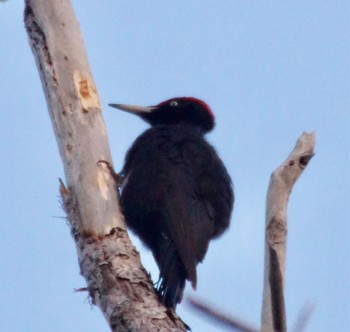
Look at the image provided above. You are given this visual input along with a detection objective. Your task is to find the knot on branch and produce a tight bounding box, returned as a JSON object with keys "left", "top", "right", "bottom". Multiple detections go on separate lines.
{"left": 266, "top": 217, "right": 287, "bottom": 248}
{"left": 74, "top": 71, "right": 101, "bottom": 112}
{"left": 299, "top": 153, "right": 315, "bottom": 168}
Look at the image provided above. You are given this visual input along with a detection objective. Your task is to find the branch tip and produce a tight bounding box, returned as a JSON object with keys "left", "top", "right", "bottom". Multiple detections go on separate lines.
{"left": 74, "top": 287, "right": 89, "bottom": 293}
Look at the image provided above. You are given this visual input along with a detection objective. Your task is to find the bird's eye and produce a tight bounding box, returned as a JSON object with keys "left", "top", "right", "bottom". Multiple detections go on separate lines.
{"left": 170, "top": 100, "right": 179, "bottom": 107}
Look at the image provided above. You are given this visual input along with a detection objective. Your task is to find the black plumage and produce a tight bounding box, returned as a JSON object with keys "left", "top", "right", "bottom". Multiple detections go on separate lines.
{"left": 110, "top": 97, "right": 234, "bottom": 309}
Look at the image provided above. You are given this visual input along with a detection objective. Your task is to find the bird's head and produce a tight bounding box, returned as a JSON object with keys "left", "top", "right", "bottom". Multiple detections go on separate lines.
{"left": 109, "top": 97, "right": 215, "bottom": 133}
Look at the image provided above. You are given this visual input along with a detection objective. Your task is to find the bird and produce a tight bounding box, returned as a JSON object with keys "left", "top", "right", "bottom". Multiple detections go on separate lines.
{"left": 109, "top": 97, "right": 234, "bottom": 309}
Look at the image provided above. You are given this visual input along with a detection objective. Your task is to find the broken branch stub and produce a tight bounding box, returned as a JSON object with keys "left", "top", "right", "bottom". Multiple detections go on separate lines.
{"left": 261, "top": 132, "right": 315, "bottom": 332}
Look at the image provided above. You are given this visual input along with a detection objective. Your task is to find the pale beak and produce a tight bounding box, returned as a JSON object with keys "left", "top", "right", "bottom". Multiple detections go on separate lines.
{"left": 109, "top": 103, "right": 156, "bottom": 114}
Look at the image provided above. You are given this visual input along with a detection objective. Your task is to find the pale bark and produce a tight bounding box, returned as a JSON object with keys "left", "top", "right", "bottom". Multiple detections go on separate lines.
{"left": 24, "top": 0, "right": 186, "bottom": 330}
{"left": 261, "top": 132, "right": 315, "bottom": 332}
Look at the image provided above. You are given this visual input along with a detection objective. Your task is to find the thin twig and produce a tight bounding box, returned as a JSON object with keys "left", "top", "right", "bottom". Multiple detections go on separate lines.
{"left": 188, "top": 298, "right": 258, "bottom": 332}
{"left": 292, "top": 302, "right": 315, "bottom": 332}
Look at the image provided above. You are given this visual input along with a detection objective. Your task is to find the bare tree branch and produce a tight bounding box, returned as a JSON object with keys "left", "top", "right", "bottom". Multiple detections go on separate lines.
{"left": 261, "top": 132, "right": 316, "bottom": 332}
{"left": 292, "top": 302, "right": 315, "bottom": 332}
{"left": 188, "top": 298, "right": 258, "bottom": 332}
{"left": 24, "top": 0, "right": 186, "bottom": 330}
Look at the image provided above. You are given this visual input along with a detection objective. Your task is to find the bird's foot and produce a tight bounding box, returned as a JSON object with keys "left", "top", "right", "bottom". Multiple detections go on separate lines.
{"left": 154, "top": 278, "right": 161, "bottom": 290}
{"left": 97, "top": 160, "right": 123, "bottom": 186}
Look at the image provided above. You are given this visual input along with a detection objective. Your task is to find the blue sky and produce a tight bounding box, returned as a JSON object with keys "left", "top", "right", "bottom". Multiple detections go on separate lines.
{"left": 1, "top": 1, "right": 348, "bottom": 331}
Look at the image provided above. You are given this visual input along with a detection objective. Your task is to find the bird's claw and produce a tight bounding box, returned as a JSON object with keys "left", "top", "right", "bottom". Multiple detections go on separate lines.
{"left": 97, "top": 160, "right": 124, "bottom": 186}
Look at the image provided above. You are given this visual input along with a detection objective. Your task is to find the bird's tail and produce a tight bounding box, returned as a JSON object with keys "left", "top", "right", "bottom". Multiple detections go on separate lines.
{"left": 156, "top": 243, "right": 187, "bottom": 309}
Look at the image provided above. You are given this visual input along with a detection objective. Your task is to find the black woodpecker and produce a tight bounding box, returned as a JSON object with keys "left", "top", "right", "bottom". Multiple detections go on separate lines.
{"left": 109, "top": 97, "right": 234, "bottom": 309}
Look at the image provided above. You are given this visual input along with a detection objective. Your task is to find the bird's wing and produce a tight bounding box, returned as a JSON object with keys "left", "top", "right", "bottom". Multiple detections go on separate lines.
{"left": 159, "top": 141, "right": 216, "bottom": 289}
{"left": 161, "top": 177, "right": 214, "bottom": 289}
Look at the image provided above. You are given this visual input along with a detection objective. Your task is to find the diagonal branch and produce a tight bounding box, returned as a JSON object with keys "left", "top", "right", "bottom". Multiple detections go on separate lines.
{"left": 24, "top": 0, "right": 186, "bottom": 330}
{"left": 188, "top": 298, "right": 258, "bottom": 332}
{"left": 292, "top": 302, "right": 315, "bottom": 332}
{"left": 261, "top": 132, "right": 315, "bottom": 332}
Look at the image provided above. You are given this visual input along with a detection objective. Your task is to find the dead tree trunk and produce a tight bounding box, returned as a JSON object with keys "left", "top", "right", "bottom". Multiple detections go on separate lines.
{"left": 261, "top": 132, "right": 315, "bottom": 332}
{"left": 24, "top": 0, "right": 186, "bottom": 330}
